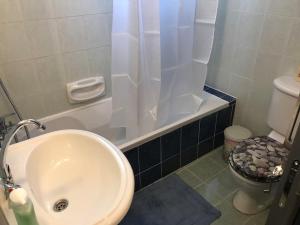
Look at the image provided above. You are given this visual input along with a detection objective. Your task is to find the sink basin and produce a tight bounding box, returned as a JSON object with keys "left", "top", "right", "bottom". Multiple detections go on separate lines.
{"left": 3, "top": 130, "right": 134, "bottom": 225}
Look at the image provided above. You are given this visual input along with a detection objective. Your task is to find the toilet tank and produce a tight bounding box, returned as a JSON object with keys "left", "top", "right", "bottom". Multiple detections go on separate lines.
{"left": 267, "top": 76, "right": 300, "bottom": 137}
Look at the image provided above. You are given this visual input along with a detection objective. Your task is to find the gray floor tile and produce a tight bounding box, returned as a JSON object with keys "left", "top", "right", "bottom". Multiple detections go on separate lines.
{"left": 207, "top": 147, "right": 228, "bottom": 169}
{"left": 213, "top": 199, "right": 252, "bottom": 225}
{"left": 194, "top": 183, "right": 223, "bottom": 206}
{"left": 187, "top": 157, "right": 224, "bottom": 181}
{"left": 205, "top": 168, "right": 239, "bottom": 199}
{"left": 176, "top": 168, "right": 202, "bottom": 188}
{"left": 146, "top": 147, "right": 270, "bottom": 225}
{"left": 244, "top": 210, "right": 269, "bottom": 225}
{"left": 211, "top": 215, "right": 231, "bottom": 225}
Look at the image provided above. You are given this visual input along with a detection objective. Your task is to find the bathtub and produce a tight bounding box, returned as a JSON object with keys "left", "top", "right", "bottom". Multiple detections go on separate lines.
{"left": 29, "top": 90, "right": 229, "bottom": 152}
{"left": 19, "top": 86, "right": 236, "bottom": 190}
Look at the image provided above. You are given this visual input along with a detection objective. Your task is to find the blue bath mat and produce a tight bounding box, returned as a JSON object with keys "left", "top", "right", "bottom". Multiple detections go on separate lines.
{"left": 120, "top": 174, "right": 221, "bottom": 225}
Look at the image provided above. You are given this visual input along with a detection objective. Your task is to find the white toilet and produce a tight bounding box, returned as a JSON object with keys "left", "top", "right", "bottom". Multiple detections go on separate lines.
{"left": 229, "top": 75, "right": 300, "bottom": 215}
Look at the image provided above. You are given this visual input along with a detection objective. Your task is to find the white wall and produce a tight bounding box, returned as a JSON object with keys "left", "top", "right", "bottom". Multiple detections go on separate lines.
{"left": 1, "top": 0, "right": 300, "bottom": 133}
{"left": 0, "top": 0, "right": 112, "bottom": 119}
{"left": 207, "top": 0, "right": 300, "bottom": 135}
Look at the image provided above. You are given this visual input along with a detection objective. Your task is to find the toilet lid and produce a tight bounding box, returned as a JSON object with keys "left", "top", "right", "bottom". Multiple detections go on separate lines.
{"left": 229, "top": 136, "right": 289, "bottom": 183}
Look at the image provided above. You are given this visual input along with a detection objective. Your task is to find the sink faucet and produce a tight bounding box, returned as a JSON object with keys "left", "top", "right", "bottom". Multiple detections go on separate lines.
{"left": 0, "top": 119, "right": 46, "bottom": 197}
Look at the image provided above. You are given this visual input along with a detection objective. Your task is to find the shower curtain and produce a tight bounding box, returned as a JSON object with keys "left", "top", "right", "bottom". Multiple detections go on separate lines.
{"left": 111, "top": 0, "right": 219, "bottom": 139}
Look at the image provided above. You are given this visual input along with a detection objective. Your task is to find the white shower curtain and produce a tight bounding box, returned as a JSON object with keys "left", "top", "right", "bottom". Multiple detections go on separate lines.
{"left": 111, "top": 0, "right": 218, "bottom": 139}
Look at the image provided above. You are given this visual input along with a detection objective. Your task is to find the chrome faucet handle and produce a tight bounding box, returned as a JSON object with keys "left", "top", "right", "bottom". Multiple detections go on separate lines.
{"left": 0, "top": 119, "right": 46, "bottom": 199}
{"left": 0, "top": 179, "right": 21, "bottom": 198}
{"left": 0, "top": 165, "right": 20, "bottom": 198}
{"left": 0, "top": 178, "right": 20, "bottom": 189}
{"left": 5, "top": 164, "right": 13, "bottom": 183}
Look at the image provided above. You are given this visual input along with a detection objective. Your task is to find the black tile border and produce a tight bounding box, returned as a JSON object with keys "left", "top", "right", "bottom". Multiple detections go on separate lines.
{"left": 204, "top": 85, "right": 236, "bottom": 105}
{"left": 124, "top": 86, "right": 236, "bottom": 191}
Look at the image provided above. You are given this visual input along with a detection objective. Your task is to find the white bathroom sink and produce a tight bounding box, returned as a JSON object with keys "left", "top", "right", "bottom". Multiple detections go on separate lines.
{"left": 4, "top": 130, "right": 134, "bottom": 225}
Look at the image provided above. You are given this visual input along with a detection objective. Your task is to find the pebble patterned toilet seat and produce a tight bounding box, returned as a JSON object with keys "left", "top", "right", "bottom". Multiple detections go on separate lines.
{"left": 229, "top": 136, "right": 290, "bottom": 183}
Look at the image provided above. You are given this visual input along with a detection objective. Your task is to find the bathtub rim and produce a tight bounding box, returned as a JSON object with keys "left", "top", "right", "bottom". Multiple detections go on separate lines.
{"left": 37, "top": 91, "right": 230, "bottom": 152}
{"left": 119, "top": 92, "right": 229, "bottom": 152}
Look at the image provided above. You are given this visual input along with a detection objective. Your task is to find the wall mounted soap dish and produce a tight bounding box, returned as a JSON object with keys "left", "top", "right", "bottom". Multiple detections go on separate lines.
{"left": 66, "top": 76, "right": 105, "bottom": 104}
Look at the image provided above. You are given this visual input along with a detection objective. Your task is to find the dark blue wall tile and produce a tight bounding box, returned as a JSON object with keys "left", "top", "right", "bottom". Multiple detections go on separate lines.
{"left": 134, "top": 175, "right": 141, "bottom": 192}
{"left": 162, "top": 154, "right": 180, "bottom": 176}
{"left": 204, "top": 85, "right": 236, "bottom": 105}
{"left": 140, "top": 164, "right": 162, "bottom": 188}
{"left": 199, "top": 113, "right": 217, "bottom": 142}
{"left": 181, "top": 145, "right": 197, "bottom": 166}
{"left": 221, "top": 94, "right": 236, "bottom": 104}
{"left": 124, "top": 148, "right": 139, "bottom": 175}
{"left": 214, "top": 132, "right": 225, "bottom": 149}
{"left": 203, "top": 85, "right": 210, "bottom": 92}
{"left": 139, "top": 138, "right": 161, "bottom": 171}
{"left": 204, "top": 86, "right": 225, "bottom": 98}
{"left": 181, "top": 120, "right": 199, "bottom": 151}
{"left": 198, "top": 138, "right": 214, "bottom": 157}
{"left": 121, "top": 94, "right": 237, "bottom": 188}
{"left": 161, "top": 129, "right": 181, "bottom": 160}
{"left": 216, "top": 107, "right": 232, "bottom": 133}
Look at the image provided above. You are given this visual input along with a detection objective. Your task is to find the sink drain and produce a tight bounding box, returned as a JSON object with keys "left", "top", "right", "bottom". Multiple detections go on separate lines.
{"left": 53, "top": 199, "right": 69, "bottom": 212}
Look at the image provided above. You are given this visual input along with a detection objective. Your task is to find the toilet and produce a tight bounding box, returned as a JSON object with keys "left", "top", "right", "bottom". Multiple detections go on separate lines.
{"left": 229, "top": 75, "right": 300, "bottom": 215}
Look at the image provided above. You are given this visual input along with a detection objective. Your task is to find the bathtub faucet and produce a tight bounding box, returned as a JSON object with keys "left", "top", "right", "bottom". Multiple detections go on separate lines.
{"left": 0, "top": 119, "right": 46, "bottom": 198}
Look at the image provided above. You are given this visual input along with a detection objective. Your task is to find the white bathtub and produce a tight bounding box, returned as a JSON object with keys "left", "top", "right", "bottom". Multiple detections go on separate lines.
{"left": 31, "top": 91, "right": 228, "bottom": 151}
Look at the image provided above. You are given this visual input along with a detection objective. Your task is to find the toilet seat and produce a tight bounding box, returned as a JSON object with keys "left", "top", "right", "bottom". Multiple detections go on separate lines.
{"left": 229, "top": 136, "right": 289, "bottom": 183}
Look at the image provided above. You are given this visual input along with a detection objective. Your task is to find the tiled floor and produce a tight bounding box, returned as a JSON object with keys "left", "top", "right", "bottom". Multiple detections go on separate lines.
{"left": 174, "top": 147, "right": 270, "bottom": 225}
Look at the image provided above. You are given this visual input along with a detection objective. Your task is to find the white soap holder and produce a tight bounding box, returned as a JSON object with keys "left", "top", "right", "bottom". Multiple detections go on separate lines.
{"left": 67, "top": 76, "right": 105, "bottom": 104}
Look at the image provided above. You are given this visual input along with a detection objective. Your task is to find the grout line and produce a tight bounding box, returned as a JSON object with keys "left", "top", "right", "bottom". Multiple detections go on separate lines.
{"left": 277, "top": 16, "right": 296, "bottom": 79}
{"left": 184, "top": 168, "right": 206, "bottom": 186}
{"left": 223, "top": 186, "right": 238, "bottom": 201}
{"left": 159, "top": 137, "right": 163, "bottom": 177}
{"left": 230, "top": 103, "right": 235, "bottom": 125}
{"left": 179, "top": 128, "right": 183, "bottom": 167}
{"left": 137, "top": 147, "right": 142, "bottom": 187}
{"left": 0, "top": 12, "right": 113, "bottom": 25}
{"left": 242, "top": 217, "right": 254, "bottom": 225}
{"left": 182, "top": 167, "right": 203, "bottom": 182}
{"left": 212, "top": 112, "right": 218, "bottom": 148}
{"left": 193, "top": 166, "right": 228, "bottom": 189}
{"left": 251, "top": 0, "right": 269, "bottom": 79}
{"left": 231, "top": 73, "right": 253, "bottom": 83}
{"left": 0, "top": 45, "right": 111, "bottom": 67}
{"left": 138, "top": 162, "right": 161, "bottom": 176}
{"left": 197, "top": 119, "right": 201, "bottom": 156}
{"left": 163, "top": 153, "right": 180, "bottom": 163}
{"left": 199, "top": 136, "right": 213, "bottom": 144}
